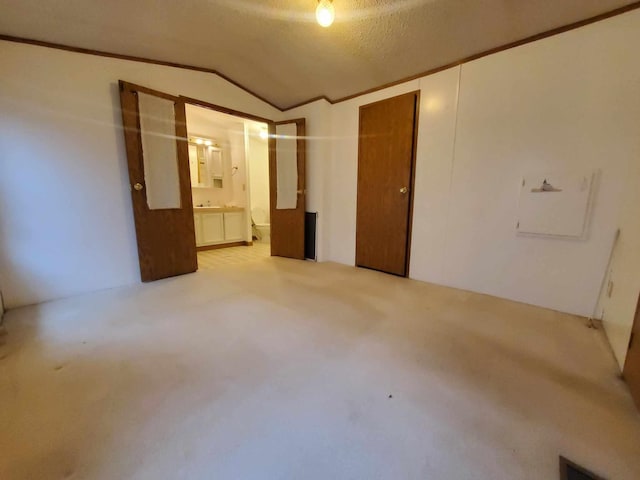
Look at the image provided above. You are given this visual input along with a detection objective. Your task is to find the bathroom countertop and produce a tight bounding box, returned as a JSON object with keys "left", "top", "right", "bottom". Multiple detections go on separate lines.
{"left": 193, "top": 206, "right": 244, "bottom": 213}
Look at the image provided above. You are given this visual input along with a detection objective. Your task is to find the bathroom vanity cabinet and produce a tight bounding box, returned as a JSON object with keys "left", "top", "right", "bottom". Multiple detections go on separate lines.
{"left": 193, "top": 207, "right": 246, "bottom": 248}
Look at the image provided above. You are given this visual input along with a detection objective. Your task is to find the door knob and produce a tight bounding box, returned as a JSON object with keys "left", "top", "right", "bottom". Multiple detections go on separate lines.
{"left": 133, "top": 182, "right": 144, "bottom": 191}
{"left": 399, "top": 187, "right": 408, "bottom": 194}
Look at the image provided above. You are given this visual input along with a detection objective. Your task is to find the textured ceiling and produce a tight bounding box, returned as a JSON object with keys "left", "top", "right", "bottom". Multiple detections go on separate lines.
{"left": 0, "top": 0, "right": 637, "bottom": 109}
{"left": 186, "top": 103, "right": 266, "bottom": 137}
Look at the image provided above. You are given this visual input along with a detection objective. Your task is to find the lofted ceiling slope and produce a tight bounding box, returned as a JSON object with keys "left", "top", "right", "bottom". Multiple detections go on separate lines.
{"left": 0, "top": 0, "right": 638, "bottom": 109}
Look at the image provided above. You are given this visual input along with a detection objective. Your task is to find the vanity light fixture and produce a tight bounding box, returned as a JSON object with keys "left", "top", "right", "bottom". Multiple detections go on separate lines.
{"left": 195, "top": 138, "right": 204, "bottom": 145}
{"left": 204, "top": 140, "right": 213, "bottom": 146}
{"left": 316, "top": 0, "right": 335, "bottom": 27}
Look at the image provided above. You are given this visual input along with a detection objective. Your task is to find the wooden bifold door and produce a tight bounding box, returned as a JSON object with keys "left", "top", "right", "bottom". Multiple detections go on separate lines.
{"left": 119, "top": 81, "right": 197, "bottom": 281}
{"left": 269, "top": 119, "right": 306, "bottom": 260}
{"left": 356, "top": 91, "right": 419, "bottom": 276}
{"left": 120, "top": 83, "right": 308, "bottom": 282}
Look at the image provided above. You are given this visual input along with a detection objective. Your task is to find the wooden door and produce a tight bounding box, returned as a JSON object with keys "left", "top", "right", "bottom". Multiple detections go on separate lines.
{"left": 356, "top": 91, "right": 419, "bottom": 276}
{"left": 119, "top": 80, "right": 197, "bottom": 281}
{"left": 269, "top": 119, "right": 306, "bottom": 259}
{"left": 624, "top": 292, "right": 640, "bottom": 410}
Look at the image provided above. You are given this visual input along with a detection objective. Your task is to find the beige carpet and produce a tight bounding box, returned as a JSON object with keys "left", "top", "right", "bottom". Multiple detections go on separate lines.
{"left": 1, "top": 258, "right": 639, "bottom": 479}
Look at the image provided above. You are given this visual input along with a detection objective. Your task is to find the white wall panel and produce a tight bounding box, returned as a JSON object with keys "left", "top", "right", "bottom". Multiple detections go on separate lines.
{"left": 324, "top": 9, "right": 640, "bottom": 367}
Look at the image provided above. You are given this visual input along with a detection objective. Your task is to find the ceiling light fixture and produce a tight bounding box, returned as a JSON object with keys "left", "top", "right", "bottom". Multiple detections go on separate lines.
{"left": 316, "top": 0, "right": 335, "bottom": 28}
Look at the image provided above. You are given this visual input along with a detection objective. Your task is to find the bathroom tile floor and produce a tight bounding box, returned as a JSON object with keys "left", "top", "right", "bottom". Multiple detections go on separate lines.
{"left": 197, "top": 241, "right": 270, "bottom": 269}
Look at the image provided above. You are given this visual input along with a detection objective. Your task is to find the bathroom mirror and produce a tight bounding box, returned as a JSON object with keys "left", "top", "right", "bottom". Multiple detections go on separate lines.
{"left": 188, "top": 136, "right": 224, "bottom": 188}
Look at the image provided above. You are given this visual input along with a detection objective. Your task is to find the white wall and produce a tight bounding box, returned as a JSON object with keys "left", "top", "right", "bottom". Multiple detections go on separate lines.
{"left": 281, "top": 100, "right": 333, "bottom": 262}
{"left": 247, "top": 132, "right": 270, "bottom": 224}
{"left": 410, "top": 68, "right": 461, "bottom": 286}
{"left": 2, "top": 10, "right": 640, "bottom": 368}
{"left": 429, "top": 15, "right": 639, "bottom": 317}
{"left": 0, "top": 41, "right": 280, "bottom": 309}
{"left": 324, "top": 9, "right": 640, "bottom": 367}
{"left": 597, "top": 151, "right": 640, "bottom": 368}
{"left": 228, "top": 126, "right": 248, "bottom": 209}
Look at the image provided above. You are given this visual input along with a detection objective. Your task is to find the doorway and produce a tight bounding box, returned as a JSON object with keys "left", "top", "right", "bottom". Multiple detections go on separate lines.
{"left": 184, "top": 102, "right": 271, "bottom": 269}
{"left": 119, "top": 81, "right": 307, "bottom": 281}
{"left": 355, "top": 91, "right": 419, "bottom": 276}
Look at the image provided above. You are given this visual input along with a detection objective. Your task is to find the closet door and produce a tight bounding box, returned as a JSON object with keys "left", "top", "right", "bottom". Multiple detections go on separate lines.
{"left": 356, "top": 91, "right": 419, "bottom": 276}
{"left": 119, "top": 80, "right": 197, "bottom": 281}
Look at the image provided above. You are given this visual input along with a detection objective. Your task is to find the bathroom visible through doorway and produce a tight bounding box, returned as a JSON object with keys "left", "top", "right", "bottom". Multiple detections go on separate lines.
{"left": 185, "top": 102, "right": 271, "bottom": 269}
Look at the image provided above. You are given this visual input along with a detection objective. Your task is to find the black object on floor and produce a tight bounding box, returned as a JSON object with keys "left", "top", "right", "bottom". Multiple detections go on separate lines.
{"left": 305, "top": 212, "right": 317, "bottom": 260}
{"left": 560, "top": 456, "right": 605, "bottom": 480}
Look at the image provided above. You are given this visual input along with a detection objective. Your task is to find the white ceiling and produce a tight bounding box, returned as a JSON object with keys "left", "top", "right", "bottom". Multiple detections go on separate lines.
{"left": 0, "top": 0, "right": 636, "bottom": 109}
{"left": 187, "top": 104, "right": 245, "bottom": 135}
{"left": 186, "top": 104, "right": 268, "bottom": 140}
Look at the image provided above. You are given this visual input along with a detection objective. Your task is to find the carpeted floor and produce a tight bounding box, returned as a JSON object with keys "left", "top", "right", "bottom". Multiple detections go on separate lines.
{"left": 1, "top": 258, "right": 639, "bottom": 479}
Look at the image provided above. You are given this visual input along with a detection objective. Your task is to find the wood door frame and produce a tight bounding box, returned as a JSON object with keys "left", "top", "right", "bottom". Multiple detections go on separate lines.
{"left": 179, "top": 95, "right": 275, "bottom": 251}
{"left": 355, "top": 90, "right": 421, "bottom": 277}
{"left": 623, "top": 291, "right": 640, "bottom": 377}
{"left": 179, "top": 96, "right": 274, "bottom": 125}
{"left": 178, "top": 97, "right": 308, "bottom": 260}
